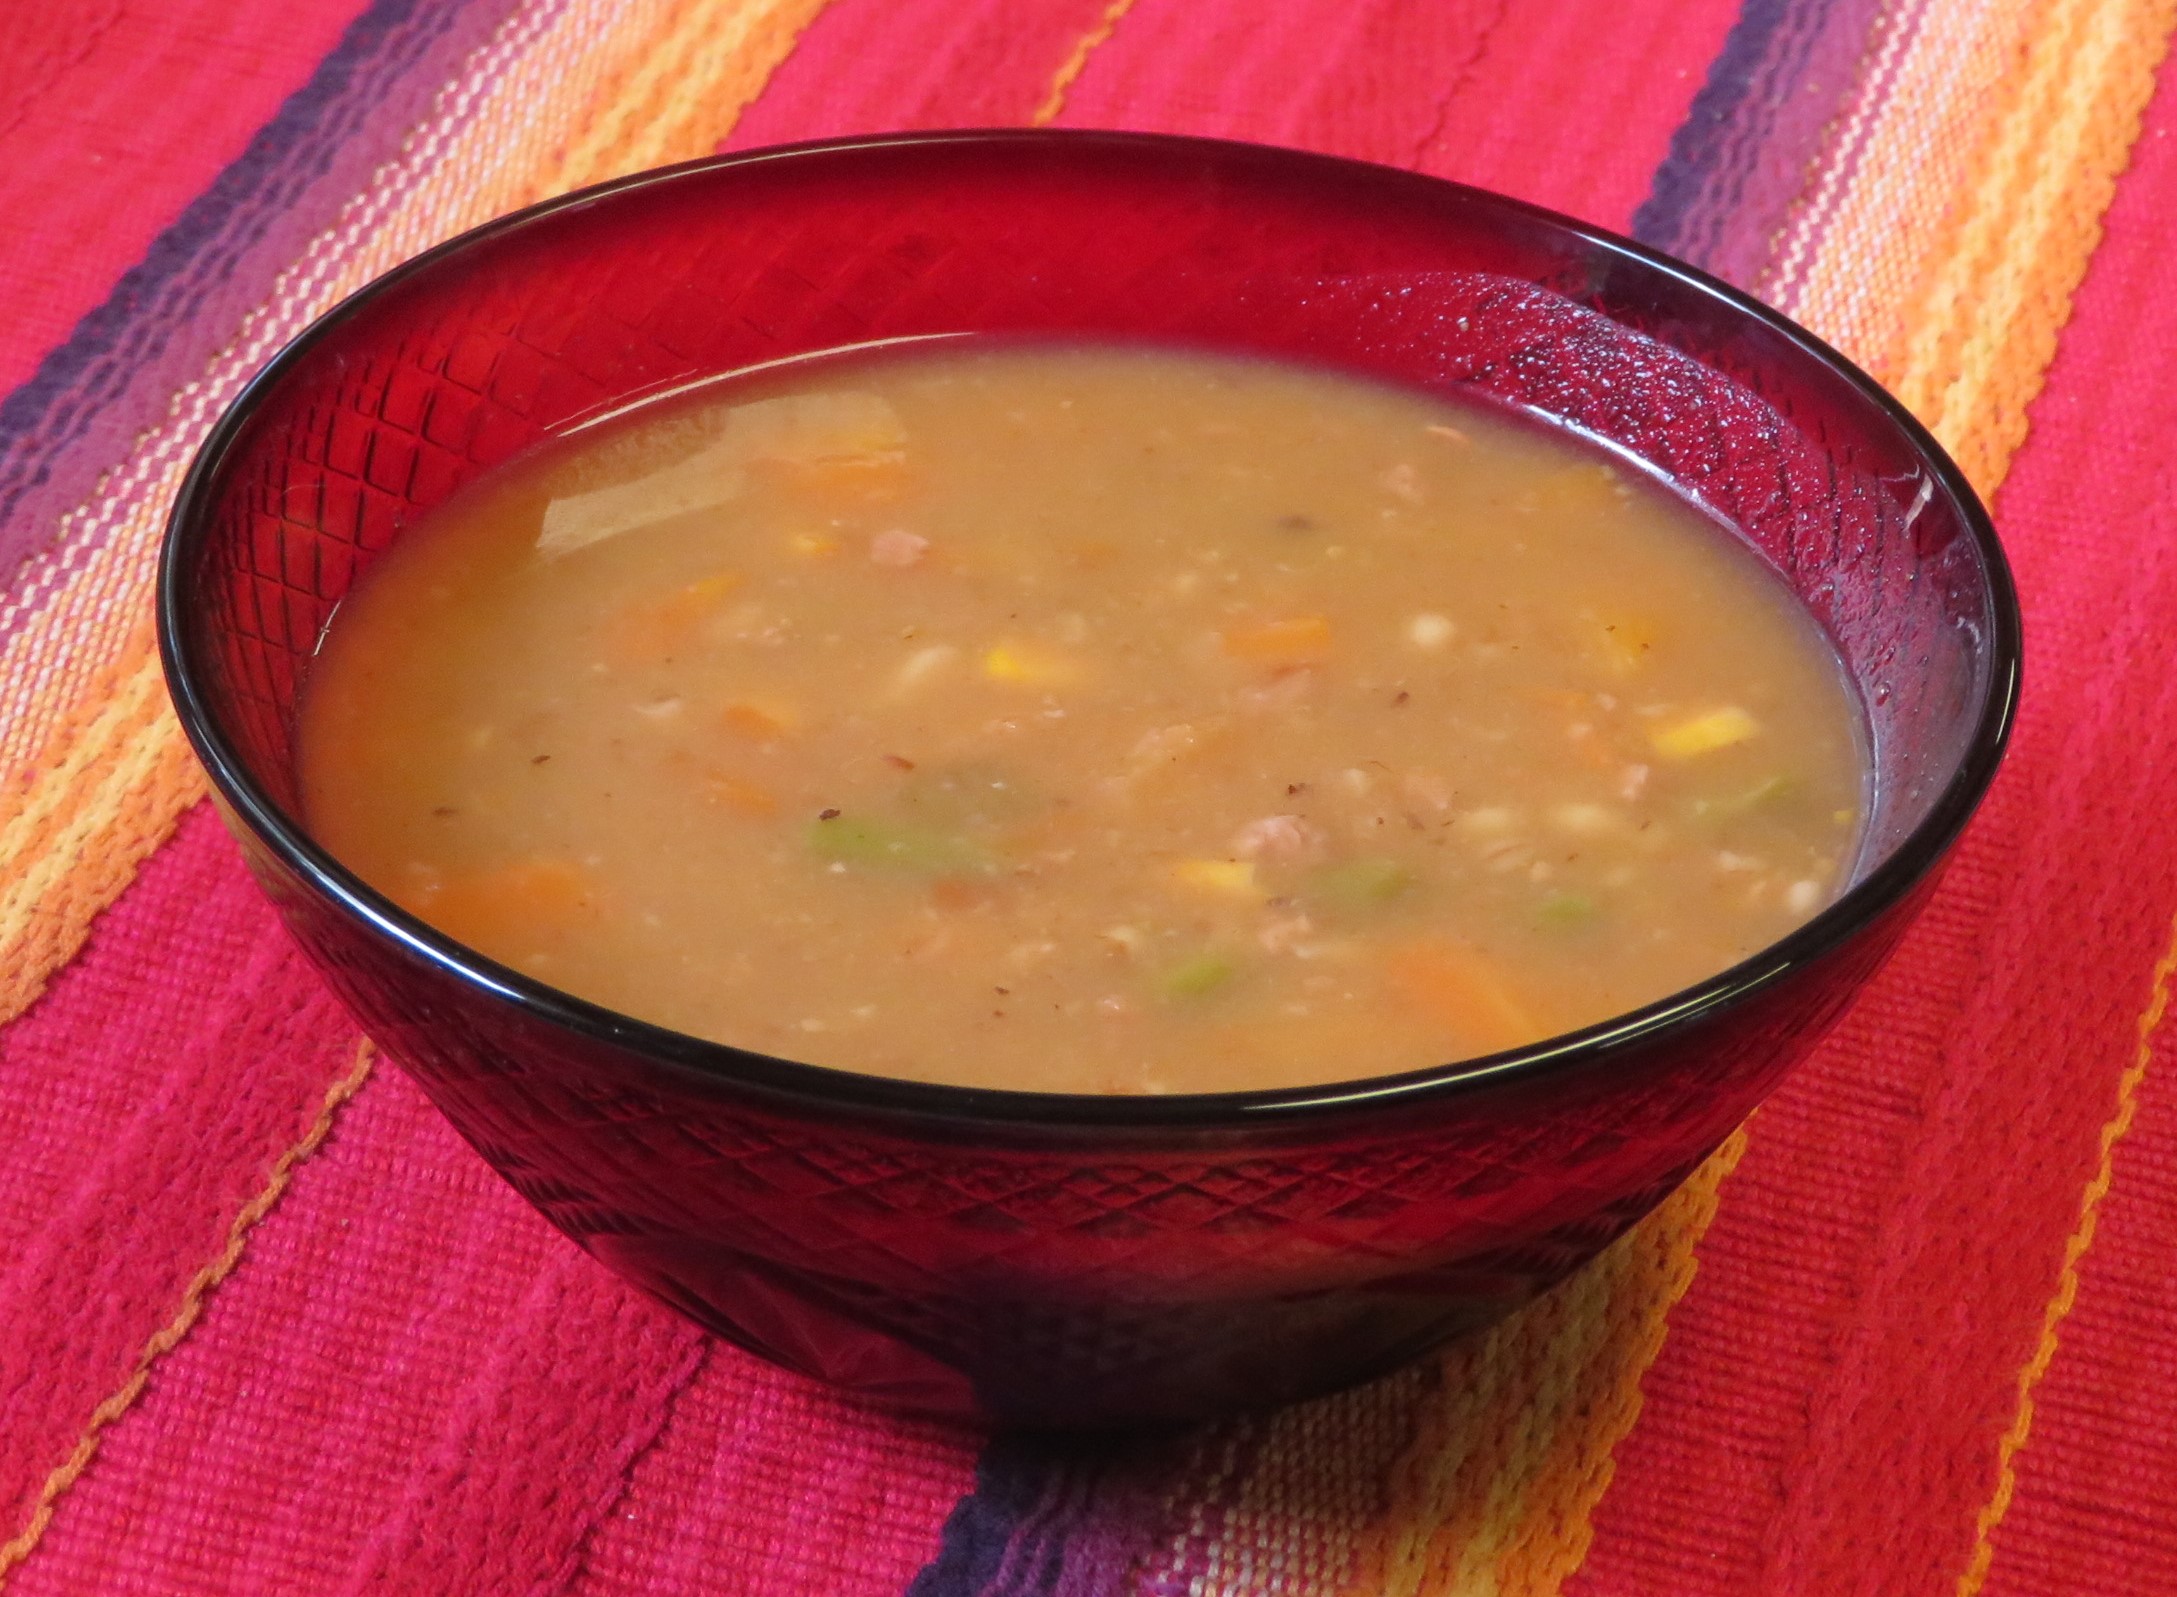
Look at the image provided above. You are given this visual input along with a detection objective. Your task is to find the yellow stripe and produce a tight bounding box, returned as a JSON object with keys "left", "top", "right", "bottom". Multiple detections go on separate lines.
{"left": 0, "top": 0, "right": 834, "bottom": 781}
{"left": 1782, "top": 0, "right": 2033, "bottom": 385}
{"left": 1891, "top": 0, "right": 2177, "bottom": 493}
{"left": 347, "top": 0, "right": 828, "bottom": 287}
{"left": 1487, "top": 1139, "right": 1746, "bottom": 1596}
{"left": 0, "top": 0, "right": 829, "bottom": 782}
{"left": 554, "top": 0, "right": 830, "bottom": 187}
{"left": 1357, "top": 1133, "right": 1746, "bottom": 1596}
{"left": 1146, "top": 1369, "right": 1430, "bottom": 1592}
{"left": 0, "top": 1041, "right": 379, "bottom": 1587}
{"left": 1582, "top": 3, "right": 2177, "bottom": 1589}
{"left": 1380, "top": 1265, "right": 1622, "bottom": 1595}
{"left": 0, "top": 492, "right": 173, "bottom": 774}
{"left": 1774, "top": 0, "right": 2177, "bottom": 1584}
{"left": 1953, "top": 909, "right": 2177, "bottom": 1597}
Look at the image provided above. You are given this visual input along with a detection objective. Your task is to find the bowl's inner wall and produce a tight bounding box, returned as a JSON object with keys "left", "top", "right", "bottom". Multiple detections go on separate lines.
{"left": 183, "top": 138, "right": 1991, "bottom": 885}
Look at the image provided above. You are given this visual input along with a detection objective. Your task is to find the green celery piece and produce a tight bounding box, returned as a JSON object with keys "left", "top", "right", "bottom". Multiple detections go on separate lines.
{"left": 1535, "top": 891, "right": 1597, "bottom": 929}
{"left": 806, "top": 815, "right": 995, "bottom": 876}
{"left": 898, "top": 763, "right": 1041, "bottom": 828}
{"left": 1690, "top": 773, "right": 1795, "bottom": 823}
{"left": 1309, "top": 858, "right": 1417, "bottom": 907}
{"left": 1158, "top": 953, "right": 1237, "bottom": 999}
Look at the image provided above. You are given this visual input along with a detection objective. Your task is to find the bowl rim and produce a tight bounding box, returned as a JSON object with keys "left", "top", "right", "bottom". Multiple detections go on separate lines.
{"left": 158, "top": 127, "right": 2023, "bottom": 1131}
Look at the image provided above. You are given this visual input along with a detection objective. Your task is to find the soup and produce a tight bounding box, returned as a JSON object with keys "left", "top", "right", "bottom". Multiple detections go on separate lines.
{"left": 297, "top": 341, "right": 1865, "bottom": 1093}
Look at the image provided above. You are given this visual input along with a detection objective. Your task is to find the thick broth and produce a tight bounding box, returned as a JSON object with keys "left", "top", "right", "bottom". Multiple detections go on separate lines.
{"left": 299, "top": 341, "right": 1865, "bottom": 1092}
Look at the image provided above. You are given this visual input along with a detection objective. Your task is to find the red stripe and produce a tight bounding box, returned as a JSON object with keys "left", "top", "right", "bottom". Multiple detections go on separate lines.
{"left": 0, "top": 0, "right": 372, "bottom": 404}
{"left": 1574, "top": 50, "right": 2177, "bottom": 1597}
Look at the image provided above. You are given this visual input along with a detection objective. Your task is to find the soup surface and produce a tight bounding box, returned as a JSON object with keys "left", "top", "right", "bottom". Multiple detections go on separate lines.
{"left": 299, "top": 341, "right": 1864, "bottom": 1092}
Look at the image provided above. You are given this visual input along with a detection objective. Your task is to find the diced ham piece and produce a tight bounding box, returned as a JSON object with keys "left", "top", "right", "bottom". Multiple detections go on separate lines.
{"left": 1230, "top": 813, "right": 1326, "bottom": 862}
{"left": 869, "top": 529, "right": 929, "bottom": 567}
{"left": 1239, "top": 666, "right": 1313, "bottom": 713}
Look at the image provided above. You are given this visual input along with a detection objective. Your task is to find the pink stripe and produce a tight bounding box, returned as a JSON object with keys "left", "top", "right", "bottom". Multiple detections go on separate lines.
{"left": 567, "top": 1353, "right": 976, "bottom": 1595}
{"left": 0, "top": 806, "right": 365, "bottom": 1546}
{"left": 337, "top": 1252, "right": 709, "bottom": 1596}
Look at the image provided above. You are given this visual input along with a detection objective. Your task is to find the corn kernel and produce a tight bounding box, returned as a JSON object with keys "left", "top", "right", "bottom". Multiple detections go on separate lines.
{"left": 1170, "top": 859, "right": 1261, "bottom": 898}
{"left": 983, "top": 642, "right": 1083, "bottom": 687}
{"left": 1651, "top": 706, "right": 1760, "bottom": 758}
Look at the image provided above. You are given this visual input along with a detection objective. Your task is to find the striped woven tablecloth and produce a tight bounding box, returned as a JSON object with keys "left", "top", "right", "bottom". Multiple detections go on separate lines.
{"left": 3, "top": 1, "right": 2175, "bottom": 1592}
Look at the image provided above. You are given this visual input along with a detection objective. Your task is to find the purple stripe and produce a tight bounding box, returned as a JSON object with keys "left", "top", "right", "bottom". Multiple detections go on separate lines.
{"left": 905, "top": 1437, "right": 1100, "bottom": 1597}
{"left": 0, "top": 0, "right": 523, "bottom": 645}
{"left": 905, "top": 1428, "right": 1264, "bottom": 1597}
{"left": 1632, "top": 0, "right": 1887, "bottom": 291}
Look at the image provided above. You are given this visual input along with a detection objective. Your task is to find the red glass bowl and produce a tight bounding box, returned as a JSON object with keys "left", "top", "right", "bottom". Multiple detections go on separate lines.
{"left": 158, "top": 131, "right": 2020, "bottom": 1426}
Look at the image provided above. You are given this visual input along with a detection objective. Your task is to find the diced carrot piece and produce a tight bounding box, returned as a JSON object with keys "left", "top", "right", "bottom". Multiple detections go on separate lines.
{"left": 703, "top": 772, "right": 779, "bottom": 816}
{"left": 720, "top": 701, "right": 793, "bottom": 741}
{"left": 682, "top": 574, "right": 742, "bottom": 605}
{"left": 1385, "top": 939, "right": 1539, "bottom": 1054}
{"left": 740, "top": 392, "right": 910, "bottom": 500}
{"left": 405, "top": 859, "right": 600, "bottom": 953}
{"left": 767, "top": 454, "right": 911, "bottom": 503}
{"left": 600, "top": 574, "right": 741, "bottom": 664}
{"left": 1221, "top": 615, "right": 1332, "bottom": 665}
{"left": 930, "top": 877, "right": 997, "bottom": 911}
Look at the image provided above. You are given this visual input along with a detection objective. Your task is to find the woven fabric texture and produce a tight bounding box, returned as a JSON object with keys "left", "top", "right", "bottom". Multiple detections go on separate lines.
{"left": 1, "top": 0, "right": 2174, "bottom": 1592}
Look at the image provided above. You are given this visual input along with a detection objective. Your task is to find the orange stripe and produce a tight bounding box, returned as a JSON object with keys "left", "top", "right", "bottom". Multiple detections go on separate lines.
{"left": 0, "top": 637, "right": 205, "bottom": 1028}
{"left": 1031, "top": 0, "right": 1142, "bottom": 124}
